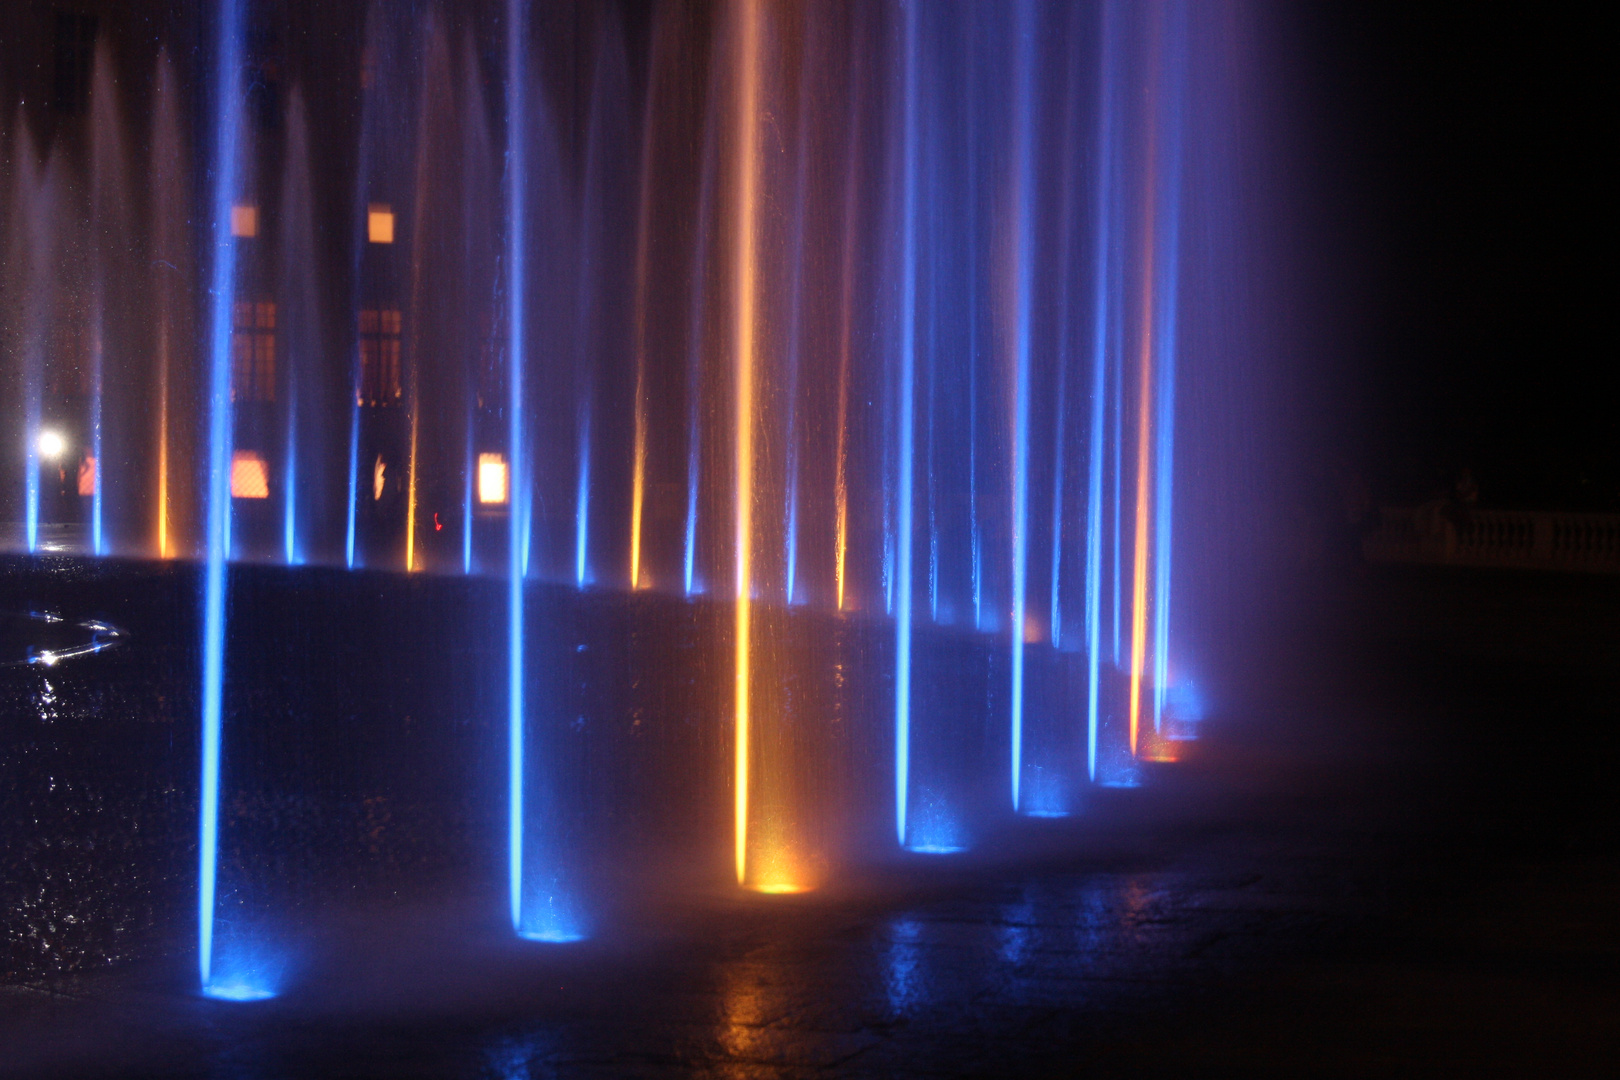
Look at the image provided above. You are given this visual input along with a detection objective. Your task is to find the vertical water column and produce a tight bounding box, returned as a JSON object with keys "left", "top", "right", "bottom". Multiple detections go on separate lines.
{"left": 279, "top": 87, "right": 319, "bottom": 569}
{"left": 459, "top": 34, "right": 496, "bottom": 577}
{"left": 12, "top": 123, "right": 47, "bottom": 555}
{"left": 1148, "top": 2, "right": 1187, "bottom": 748}
{"left": 1128, "top": 3, "right": 1172, "bottom": 758}
{"left": 1046, "top": 22, "right": 1084, "bottom": 658}
{"left": 88, "top": 279, "right": 104, "bottom": 554}
{"left": 1084, "top": 0, "right": 1118, "bottom": 782}
{"left": 402, "top": 22, "right": 449, "bottom": 575}
{"left": 893, "top": 0, "right": 919, "bottom": 847}
{"left": 730, "top": 0, "right": 761, "bottom": 886}
{"left": 832, "top": 68, "right": 861, "bottom": 614}
{"left": 505, "top": 0, "right": 530, "bottom": 934}
{"left": 964, "top": 23, "right": 983, "bottom": 631}
{"left": 150, "top": 52, "right": 190, "bottom": 560}
{"left": 628, "top": 27, "right": 656, "bottom": 592}
{"left": 780, "top": 26, "right": 814, "bottom": 607}
{"left": 87, "top": 44, "right": 119, "bottom": 557}
{"left": 683, "top": 67, "right": 718, "bottom": 598}
{"left": 198, "top": 0, "right": 264, "bottom": 1000}
{"left": 504, "top": 0, "right": 579, "bottom": 942}
{"left": 1007, "top": 0, "right": 1036, "bottom": 811}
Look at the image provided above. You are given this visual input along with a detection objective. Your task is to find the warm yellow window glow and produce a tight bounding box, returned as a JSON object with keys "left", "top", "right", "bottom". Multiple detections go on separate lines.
{"left": 230, "top": 451, "right": 269, "bottom": 498}
{"left": 77, "top": 456, "right": 97, "bottom": 496}
{"left": 231, "top": 204, "right": 258, "bottom": 238}
{"left": 478, "top": 453, "right": 509, "bottom": 505}
{"left": 358, "top": 308, "right": 403, "bottom": 404}
{"left": 231, "top": 300, "right": 277, "bottom": 402}
{"left": 373, "top": 455, "right": 387, "bottom": 501}
{"left": 368, "top": 203, "right": 395, "bottom": 244}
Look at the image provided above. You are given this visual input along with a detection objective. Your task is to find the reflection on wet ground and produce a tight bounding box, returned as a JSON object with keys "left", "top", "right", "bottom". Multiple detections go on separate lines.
{"left": 0, "top": 610, "right": 126, "bottom": 668}
{"left": 4, "top": 732, "right": 1616, "bottom": 1079}
{"left": 2, "top": 566, "right": 1617, "bottom": 1077}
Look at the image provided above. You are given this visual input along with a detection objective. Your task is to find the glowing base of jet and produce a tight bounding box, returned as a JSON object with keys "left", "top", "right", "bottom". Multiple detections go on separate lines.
{"left": 201, "top": 983, "right": 277, "bottom": 1002}
{"left": 905, "top": 844, "right": 967, "bottom": 855}
{"left": 517, "top": 929, "right": 587, "bottom": 944}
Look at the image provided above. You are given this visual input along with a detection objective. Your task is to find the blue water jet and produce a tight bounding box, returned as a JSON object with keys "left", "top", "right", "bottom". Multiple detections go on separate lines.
{"left": 505, "top": 0, "right": 528, "bottom": 934}
{"left": 1047, "top": 20, "right": 1084, "bottom": 656}
{"left": 782, "top": 37, "right": 811, "bottom": 608}
{"left": 89, "top": 312, "right": 103, "bottom": 555}
{"left": 681, "top": 56, "right": 719, "bottom": 600}
{"left": 1110, "top": 234, "right": 1124, "bottom": 667}
{"left": 23, "top": 366, "right": 39, "bottom": 555}
{"left": 1150, "top": 2, "right": 1187, "bottom": 732}
{"left": 965, "top": 32, "right": 983, "bottom": 633}
{"left": 463, "top": 431, "right": 474, "bottom": 574}
{"left": 345, "top": 396, "right": 359, "bottom": 569}
{"left": 574, "top": 409, "right": 591, "bottom": 588}
{"left": 284, "top": 383, "right": 298, "bottom": 564}
{"left": 893, "top": 0, "right": 918, "bottom": 848}
{"left": 198, "top": 0, "right": 263, "bottom": 999}
{"left": 1008, "top": 0, "right": 1036, "bottom": 813}
{"left": 1085, "top": 0, "right": 1118, "bottom": 781}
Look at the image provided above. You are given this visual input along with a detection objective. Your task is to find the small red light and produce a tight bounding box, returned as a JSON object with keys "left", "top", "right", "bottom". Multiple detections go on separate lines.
{"left": 433, "top": 512, "right": 443, "bottom": 532}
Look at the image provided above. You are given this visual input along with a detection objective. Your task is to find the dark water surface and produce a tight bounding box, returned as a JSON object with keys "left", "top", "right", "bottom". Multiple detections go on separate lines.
{"left": 2, "top": 559, "right": 1616, "bottom": 1077}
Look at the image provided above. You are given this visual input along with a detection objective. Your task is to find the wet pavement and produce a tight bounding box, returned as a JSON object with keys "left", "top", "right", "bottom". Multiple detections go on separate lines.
{"left": 2, "top": 565, "right": 1618, "bottom": 1077}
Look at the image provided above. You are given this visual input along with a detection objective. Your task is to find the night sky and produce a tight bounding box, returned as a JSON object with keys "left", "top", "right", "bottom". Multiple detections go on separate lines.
{"left": 1303, "top": 3, "right": 1613, "bottom": 511}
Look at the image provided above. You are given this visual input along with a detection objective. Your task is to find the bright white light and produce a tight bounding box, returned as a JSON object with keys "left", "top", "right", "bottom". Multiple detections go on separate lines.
{"left": 38, "top": 430, "right": 66, "bottom": 460}
{"left": 36, "top": 650, "right": 59, "bottom": 667}
{"left": 478, "top": 453, "right": 509, "bottom": 505}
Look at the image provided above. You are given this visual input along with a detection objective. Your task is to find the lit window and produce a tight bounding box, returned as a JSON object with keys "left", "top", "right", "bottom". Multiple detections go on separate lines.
{"left": 368, "top": 203, "right": 394, "bottom": 244}
{"left": 231, "top": 204, "right": 258, "bottom": 238}
{"left": 231, "top": 451, "right": 269, "bottom": 498}
{"left": 358, "top": 308, "right": 403, "bottom": 404}
{"left": 231, "top": 300, "right": 276, "bottom": 402}
{"left": 77, "top": 456, "right": 97, "bottom": 496}
{"left": 373, "top": 455, "right": 387, "bottom": 501}
{"left": 478, "top": 453, "right": 509, "bottom": 505}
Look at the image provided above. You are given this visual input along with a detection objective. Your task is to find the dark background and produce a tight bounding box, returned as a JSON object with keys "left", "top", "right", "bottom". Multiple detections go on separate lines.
{"left": 1297, "top": 2, "right": 1614, "bottom": 513}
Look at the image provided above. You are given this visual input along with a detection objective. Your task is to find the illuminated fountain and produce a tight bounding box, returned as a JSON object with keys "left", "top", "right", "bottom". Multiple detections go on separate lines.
{"left": 0, "top": 0, "right": 1230, "bottom": 998}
